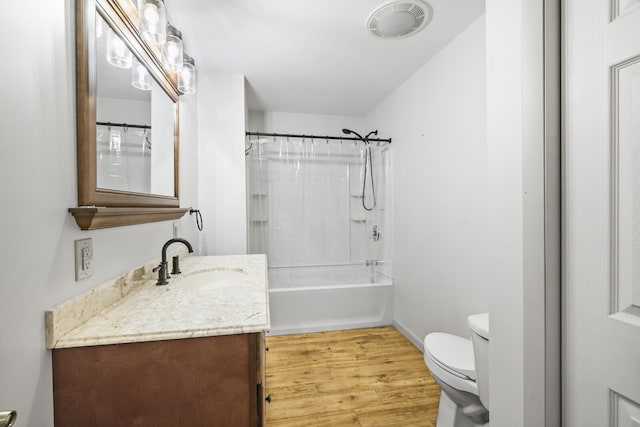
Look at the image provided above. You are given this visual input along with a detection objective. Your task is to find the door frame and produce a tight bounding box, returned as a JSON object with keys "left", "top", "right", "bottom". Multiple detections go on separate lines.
{"left": 545, "top": 0, "right": 562, "bottom": 425}
{"left": 486, "top": 1, "right": 561, "bottom": 425}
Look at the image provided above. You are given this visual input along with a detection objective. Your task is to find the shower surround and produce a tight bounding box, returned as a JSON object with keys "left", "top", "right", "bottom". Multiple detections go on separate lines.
{"left": 246, "top": 133, "right": 393, "bottom": 335}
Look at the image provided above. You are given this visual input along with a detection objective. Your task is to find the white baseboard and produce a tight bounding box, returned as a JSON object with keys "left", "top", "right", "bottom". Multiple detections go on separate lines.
{"left": 393, "top": 319, "right": 424, "bottom": 352}
{"left": 267, "top": 320, "right": 393, "bottom": 336}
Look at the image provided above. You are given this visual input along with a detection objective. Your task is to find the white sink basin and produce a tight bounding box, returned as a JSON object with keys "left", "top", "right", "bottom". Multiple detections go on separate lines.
{"left": 177, "top": 268, "right": 247, "bottom": 290}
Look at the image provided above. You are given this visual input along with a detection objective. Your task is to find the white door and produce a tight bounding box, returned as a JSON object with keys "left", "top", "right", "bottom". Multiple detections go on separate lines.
{"left": 565, "top": 0, "right": 640, "bottom": 425}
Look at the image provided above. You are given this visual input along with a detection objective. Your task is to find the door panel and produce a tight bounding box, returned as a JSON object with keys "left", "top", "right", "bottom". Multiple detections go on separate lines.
{"left": 612, "top": 57, "right": 640, "bottom": 315}
{"left": 613, "top": 0, "right": 640, "bottom": 18}
{"left": 565, "top": 0, "right": 640, "bottom": 425}
{"left": 611, "top": 391, "right": 640, "bottom": 426}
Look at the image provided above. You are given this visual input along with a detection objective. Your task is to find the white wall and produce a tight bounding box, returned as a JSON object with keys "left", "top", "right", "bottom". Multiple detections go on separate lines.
{"left": 258, "top": 111, "right": 369, "bottom": 136}
{"left": 150, "top": 83, "right": 176, "bottom": 197}
{"left": 368, "top": 16, "right": 489, "bottom": 345}
{"left": 0, "top": 1, "right": 200, "bottom": 425}
{"left": 97, "top": 97, "right": 151, "bottom": 124}
{"left": 247, "top": 110, "right": 265, "bottom": 132}
{"left": 197, "top": 71, "right": 247, "bottom": 256}
{"left": 486, "top": 0, "right": 546, "bottom": 425}
{"left": 178, "top": 92, "right": 201, "bottom": 246}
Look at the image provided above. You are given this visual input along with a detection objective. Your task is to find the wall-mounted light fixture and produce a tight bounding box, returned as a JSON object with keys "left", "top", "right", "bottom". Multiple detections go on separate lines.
{"left": 137, "top": 0, "right": 167, "bottom": 45}
{"left": 128, "top": 0, "right": 197, "bottom": 93}
{"left": 106, "top": 27, "right": 132, "bottom": 68}
{"left": 131, "top": 56, "right": 152, "bottom": 90}
{"left": 178, "top": 54, "right": 196, "bottom": 94}
{"left": 163, "top": 24, "right": 183, "bottom": 73}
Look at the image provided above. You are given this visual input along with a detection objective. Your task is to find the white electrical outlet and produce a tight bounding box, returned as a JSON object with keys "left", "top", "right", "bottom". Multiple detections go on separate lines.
{"left": 173, "top": 221, "right": 179, "bottom": 238}
{"left": 75, "top": 238, "right": 93, "bottom": 281}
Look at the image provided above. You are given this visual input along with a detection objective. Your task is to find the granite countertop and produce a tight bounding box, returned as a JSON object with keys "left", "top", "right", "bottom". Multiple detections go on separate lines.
{"left": 46, "top": 255, "right": 270, "bottom": 349}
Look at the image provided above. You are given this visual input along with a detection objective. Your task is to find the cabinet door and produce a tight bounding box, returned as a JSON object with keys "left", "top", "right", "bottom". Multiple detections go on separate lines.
{"left": 53, "top": 334, "right": 254, "bottom": 427}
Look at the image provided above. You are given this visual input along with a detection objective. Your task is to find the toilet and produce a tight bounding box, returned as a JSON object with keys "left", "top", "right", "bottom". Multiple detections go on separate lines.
{"left": 423, "top": 313, "right": 489, "bottom": 427}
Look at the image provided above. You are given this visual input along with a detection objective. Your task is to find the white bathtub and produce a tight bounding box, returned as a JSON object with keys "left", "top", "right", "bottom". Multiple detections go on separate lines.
{"left": 267, "top": 265, "right": 393, "bottom": 335}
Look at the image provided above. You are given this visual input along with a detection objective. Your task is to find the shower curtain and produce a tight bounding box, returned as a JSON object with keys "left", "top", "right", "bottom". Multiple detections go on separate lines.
{"left": 96, "top": 124, "right": 152, "bottom": 193}
{"left": 246, "top": 135, "right": 390, "bottom": 271}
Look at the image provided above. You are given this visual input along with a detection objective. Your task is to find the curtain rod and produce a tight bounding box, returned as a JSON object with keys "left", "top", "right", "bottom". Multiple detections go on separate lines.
{"left": 245, "top": 131, "right": 392, "bottom": 144}
{"left": 97, "top": 121, "right": 151, "bottom": 130}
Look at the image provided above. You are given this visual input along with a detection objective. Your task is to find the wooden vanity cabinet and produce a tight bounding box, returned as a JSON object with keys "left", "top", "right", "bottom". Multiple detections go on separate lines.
{"left": 52, "top": 332, "right": 266, "bottom": 427}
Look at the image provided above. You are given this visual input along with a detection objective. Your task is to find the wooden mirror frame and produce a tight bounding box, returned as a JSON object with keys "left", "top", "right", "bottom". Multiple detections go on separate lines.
{"left": 70, "top": 0, "right": 188, "bottom": 230}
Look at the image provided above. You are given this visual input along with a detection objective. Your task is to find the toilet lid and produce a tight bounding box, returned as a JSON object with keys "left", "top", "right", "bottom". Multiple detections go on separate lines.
{"left": 468, "top": 313, "right": 489, "bottom": 340}
{"left": 424, "top": 332, "right": 476, "bottom": 380}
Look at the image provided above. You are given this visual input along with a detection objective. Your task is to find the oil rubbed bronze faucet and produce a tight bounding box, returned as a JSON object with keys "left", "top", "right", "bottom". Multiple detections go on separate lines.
{"left": 153, "top": 238, "right": 194, "bottom": 285}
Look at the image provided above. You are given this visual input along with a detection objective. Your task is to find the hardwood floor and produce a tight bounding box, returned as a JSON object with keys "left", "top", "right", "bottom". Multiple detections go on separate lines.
{"left": 265, "top": 326, "right": 440, "bottom": 426}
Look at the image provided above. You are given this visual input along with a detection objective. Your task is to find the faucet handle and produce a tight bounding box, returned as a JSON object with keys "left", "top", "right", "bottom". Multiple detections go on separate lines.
{"left": 153, "top": 261, "right": 169, "bottom": 286}
{"left": 171, "top": 255, "right": 182, "bottom": 275}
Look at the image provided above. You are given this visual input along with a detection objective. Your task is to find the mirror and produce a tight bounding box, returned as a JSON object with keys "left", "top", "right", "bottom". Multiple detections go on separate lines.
{"left": 71, "top": 0, "right": 186, "bottom": 229}
{"left": 95, "top": 12, "right": 175, "bottom": 197}
{"left": 78, "top": 0, "right": 179, "bottom": 206}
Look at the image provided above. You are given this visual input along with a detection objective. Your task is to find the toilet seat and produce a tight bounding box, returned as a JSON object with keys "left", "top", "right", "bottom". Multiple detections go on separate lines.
{"left": 424, "top": 333, "right": 476, "bottom": 379}
{"left": 423, "top": 332, "right": 478, "bottom": 395}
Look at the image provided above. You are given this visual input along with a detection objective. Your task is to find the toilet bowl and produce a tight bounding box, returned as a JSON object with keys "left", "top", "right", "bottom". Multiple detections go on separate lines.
{"left": 423, "top": 313, "right": 490, "bottom": 427}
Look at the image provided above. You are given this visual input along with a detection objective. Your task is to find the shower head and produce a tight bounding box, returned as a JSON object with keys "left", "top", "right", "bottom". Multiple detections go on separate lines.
{"left": 342, "top": 128, "right": 364, "bottom": 141}
{"left": 365, "top": 130, "right": 379, "bottom": 140}
{"left": 342, "top": 128, "right": 379, "bottom": 142}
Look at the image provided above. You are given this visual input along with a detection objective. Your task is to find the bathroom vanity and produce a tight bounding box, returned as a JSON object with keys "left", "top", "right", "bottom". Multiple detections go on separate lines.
{"left": 46, "top": 255, "right": 270, "bottom": 427}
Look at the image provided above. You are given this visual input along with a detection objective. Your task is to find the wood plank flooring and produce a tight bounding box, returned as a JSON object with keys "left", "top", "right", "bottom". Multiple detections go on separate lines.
{"left": 265, "top": 326, "right": 440, "bottom": 426}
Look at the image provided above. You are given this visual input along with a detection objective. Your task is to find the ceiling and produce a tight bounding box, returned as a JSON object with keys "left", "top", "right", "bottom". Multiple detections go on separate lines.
{"left": 164, "top": 0, "right": 485, "bottom": 116}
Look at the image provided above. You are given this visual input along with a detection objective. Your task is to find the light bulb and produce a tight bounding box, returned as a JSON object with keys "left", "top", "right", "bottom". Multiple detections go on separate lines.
{"left": 131, "top": 57, "right": 152, "bottom": 90}
{"left": 143, "top": 4, "right": 159, "bottom": 24}
{"left": 166, "top": 42, "right": 180, "bottom": 58}
{"left": 138, "top": 0, "right": 166, "bottom": 45}
{"left": 178, "top": 54, "right": 196, "bottom": 94}
{"left": 163, "top": 24, "right": 183, "bottom": 73}
{"left": 106, "top": 28, "right": 132, "bottom": 68}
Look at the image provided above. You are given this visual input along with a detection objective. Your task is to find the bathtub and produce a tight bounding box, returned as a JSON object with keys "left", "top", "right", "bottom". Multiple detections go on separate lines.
{"left": 267, "top": 264, "right": 393, "bottom": 335}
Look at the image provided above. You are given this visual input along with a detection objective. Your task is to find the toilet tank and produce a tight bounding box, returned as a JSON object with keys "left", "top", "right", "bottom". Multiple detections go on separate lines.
{"left": 468, "top": 313, "right": 489, "bottom": 409}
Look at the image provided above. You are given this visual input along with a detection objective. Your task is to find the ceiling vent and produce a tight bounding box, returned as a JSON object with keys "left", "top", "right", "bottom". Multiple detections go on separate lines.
{"left": 367, "top": 1, "right": 433, "bottom": 39}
